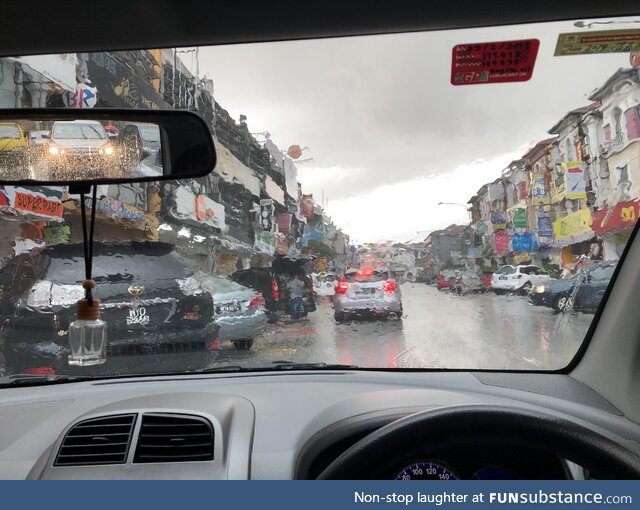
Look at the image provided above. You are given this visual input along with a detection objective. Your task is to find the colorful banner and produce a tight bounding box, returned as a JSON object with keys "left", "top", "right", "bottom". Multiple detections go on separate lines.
{"left": 301, "top": 194, "right": 315, "bottom": 220}
{"left": 277, "top": 213, "right": 292, "bottom": 234}
{"left": 591, "top": 201, "right": 640, "bottom": 235}
{"left": 254, "top": 232, "right": 275, "bottom": 255}
{"left": 512, "top": 208, "right": 527, "bottom": 228}
{"left": 172, "top": 186, "right": 226, "bottom": 231}
{"left": 552, "top": 208, "right": 593, "bottom": 241}
{"left": 551, "top": 173, "right": 567, "bottom": 203}
{"left": 259, "top": 199, "right": 275, "bottom": 233}
{"left": 275, "top": 236, "right": 290, "bottom": 255}
{"left": 531, "top": 174, "right": 549, "bottom": 205}
{"left": 302, "top": 226, "right": 324, "bottom": 247}
{"left": 564, "top": 161, "right": 587, "bottom": 199}
{"left": 537, "top": 213, "right": 554, "bottom": 246}
{"left": 490, "top": 211, "right": 507, "bottom": 230}
{"left": 472, "top": 220, "right": 488, "bottom": 235}
{"left": 512, "top": 232, "right": 539, "bottom": 253}
{"left": 493, "top": 231, "right": 510, "bottom": 255}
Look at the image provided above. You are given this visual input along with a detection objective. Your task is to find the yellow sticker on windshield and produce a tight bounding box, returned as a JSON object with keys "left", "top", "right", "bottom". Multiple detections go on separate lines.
{"left": 555, "top": 29, "right": 640, "bottom": 55}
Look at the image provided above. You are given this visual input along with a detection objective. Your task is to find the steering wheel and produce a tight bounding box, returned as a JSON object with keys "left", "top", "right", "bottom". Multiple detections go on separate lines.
{"left": 317, "top": 406, "right": 640, "bottom": 479}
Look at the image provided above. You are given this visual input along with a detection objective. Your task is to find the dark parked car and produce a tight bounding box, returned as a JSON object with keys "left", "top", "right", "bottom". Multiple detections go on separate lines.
{"left": 231, "top": 255, "right": 316, "bottom": 321}
{"left": 0, "top": 242, "right": 219, "bottom": 375}
{"left": 530, "top": 261, "right": 616, "bottom": 313}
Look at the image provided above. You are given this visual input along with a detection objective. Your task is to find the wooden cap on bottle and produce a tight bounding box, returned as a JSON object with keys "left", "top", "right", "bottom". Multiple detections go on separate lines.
{"left": 76, "top": 298, "right": 101, "bottom": 321}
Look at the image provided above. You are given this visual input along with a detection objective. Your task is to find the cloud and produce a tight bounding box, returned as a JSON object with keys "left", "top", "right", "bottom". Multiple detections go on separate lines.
{"left": 198, "top": 20, "right": 629, "bottom": 241}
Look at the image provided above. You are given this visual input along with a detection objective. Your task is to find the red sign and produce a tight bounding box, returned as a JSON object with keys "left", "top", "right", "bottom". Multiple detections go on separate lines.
{"left": 592, "top": 201, "right": 640, "bottom": 235}
{"left": 275, "top": 237, "right": 290, "bottom": 255}
{"left": 277, "top": 213, "right": 291, "bottom": 234}
{"left": 301, "top": 194, "right": 315, "bottom": 220}
{"left": 451, "top": 39, "right": 539, "bottom": 85}
{"left": 493, "top": 231, "right": 510, "bottom": 255}
{"left": 13, "top": 191, "right": 63, "bottom": 218}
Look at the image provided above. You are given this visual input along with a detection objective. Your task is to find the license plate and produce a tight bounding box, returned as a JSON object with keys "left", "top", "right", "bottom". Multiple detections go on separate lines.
{"left": 356, "top": 288, "right": 376, "bottom": 295}
{"left": 218, "top": 304, "right": 241, "bottom": 313}
{"left": 499, "top": 276, "right": 508, "bottom": 280}
{"left": 126, "top": 306, "right": 150, "bottom": 326}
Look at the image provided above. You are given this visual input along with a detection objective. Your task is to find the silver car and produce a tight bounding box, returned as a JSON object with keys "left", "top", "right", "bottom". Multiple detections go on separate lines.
{"left": 332, "top": 268, "right": 402, "bottom": 321}
{"left": 197, "top": 272, "right": 268, "bottom": 350}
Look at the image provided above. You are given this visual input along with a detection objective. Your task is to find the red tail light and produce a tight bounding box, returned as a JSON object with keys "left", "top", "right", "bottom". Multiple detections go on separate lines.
{"left": 24, "top": 367, "right": 55, "bottom": 375}
{"left": 182, "top": 311, "right": 200, "bottom": 320}
{"left": 249, "top": 293, "right": 266, "bottom": 309}
{"left": 336, "top": 278, "right": 349, "bottom": 294}
{"left": 271, "top": 279, "right": 279, "bottom": 300}
{"left": 383, "top": 280, "right": 397, "bottom": 293}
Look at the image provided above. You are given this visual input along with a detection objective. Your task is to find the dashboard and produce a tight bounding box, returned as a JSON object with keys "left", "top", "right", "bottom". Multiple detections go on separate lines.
{"left": 0, "top": 370, "right": 638, "bottom": 479}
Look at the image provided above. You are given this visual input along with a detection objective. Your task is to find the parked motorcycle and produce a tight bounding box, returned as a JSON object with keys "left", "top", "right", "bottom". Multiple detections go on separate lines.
{"left": 451, "top": 271, "right": 487, "bottom": 295}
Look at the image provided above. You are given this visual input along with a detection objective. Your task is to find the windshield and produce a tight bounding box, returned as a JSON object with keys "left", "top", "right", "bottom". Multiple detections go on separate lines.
{"left": 1, "top": 17, "right": 639, "bottom": 380}
{"left": 52, "top": 123, "right": 106, "bottom": 140}
{"left": 0, "top": 125, "right": 20, "bottom": 139}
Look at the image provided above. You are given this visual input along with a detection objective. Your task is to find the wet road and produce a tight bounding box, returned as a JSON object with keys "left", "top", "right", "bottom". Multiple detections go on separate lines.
{"left": 215, "top": 283, "right": 593, "bottom": 371}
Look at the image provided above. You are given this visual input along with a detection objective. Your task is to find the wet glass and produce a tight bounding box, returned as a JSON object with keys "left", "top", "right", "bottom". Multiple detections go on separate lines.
{"left": 0, "top": 17, "right": 639, "bottom": 378}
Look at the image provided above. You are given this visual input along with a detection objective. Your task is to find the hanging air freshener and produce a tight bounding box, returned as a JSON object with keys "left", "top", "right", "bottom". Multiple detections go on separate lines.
{"left": 68, "top": 186, "right": 107, "bottom": 366}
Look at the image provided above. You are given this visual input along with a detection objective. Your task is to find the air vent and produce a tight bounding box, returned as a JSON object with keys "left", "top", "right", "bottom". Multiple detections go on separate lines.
{"left": 54, "top": 414, "right": 136, "bottom": 466}
{"left": 134, "top": 414, "right": 214, "bottom": 463}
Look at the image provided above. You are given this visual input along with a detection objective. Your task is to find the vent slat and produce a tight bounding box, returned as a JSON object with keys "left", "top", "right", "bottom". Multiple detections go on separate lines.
{"left": 134, "top": 414, "right": 214, "bottom": 464}
{"left": 54, "top": 414, "right": 136, "bottom": 466}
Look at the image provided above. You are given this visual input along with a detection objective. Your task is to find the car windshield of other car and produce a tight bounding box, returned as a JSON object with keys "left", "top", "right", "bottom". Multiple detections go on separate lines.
{"left": 0, "top": 125, "right": 20, "bottom": 139}
{"left": 1, "top": 16, "right": 639, "bottom": 380}
{"left": 52, "top": 123, "right": 106, "bottom": 140}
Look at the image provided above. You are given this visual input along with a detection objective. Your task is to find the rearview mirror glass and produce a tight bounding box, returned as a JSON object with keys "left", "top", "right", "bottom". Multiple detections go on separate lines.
{"left": 0, "top": 109, "right": 215, "bottom": 185}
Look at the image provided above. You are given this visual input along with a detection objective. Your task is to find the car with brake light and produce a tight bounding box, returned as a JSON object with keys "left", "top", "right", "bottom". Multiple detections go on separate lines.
{"left": 332, "top": 267, "right": 402, "bottom": 321}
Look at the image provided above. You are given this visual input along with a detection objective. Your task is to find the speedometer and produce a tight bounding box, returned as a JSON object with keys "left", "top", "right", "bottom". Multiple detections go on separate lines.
{"left": 395, "top": 461, "right": 459, "bottom": 480}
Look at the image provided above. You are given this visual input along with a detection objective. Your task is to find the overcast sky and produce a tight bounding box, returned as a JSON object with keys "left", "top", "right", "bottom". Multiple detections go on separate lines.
{"left": 197, "top": 19, "right": 631, "bottom": 243}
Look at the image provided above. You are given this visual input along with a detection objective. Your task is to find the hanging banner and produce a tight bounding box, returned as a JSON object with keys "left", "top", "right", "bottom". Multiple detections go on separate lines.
{"left": 564, "top": 161, "right": 587, "bottom": 199}
{"left": 512, "top": 208, "right": 528, "bottom": 228}
{"left": 493, "top": 231, "right": 510, "bottom": 255}
{"left": 472, "top": 220, "right": 488, "bottom": 235}
{"left": 531, "top": 174, "right": 549, "bottom": 205}
{"left": 302, "top": 226, "right": 324, "bottom": 247}
{"left": 259, "top": 199, "right": 275, "bottom": 233}
{"left": 172, "top": 186, "right": 226, "bottom": 231}
{"left": 301, "top": 194, "right": 315, "bottom": 220}
{"left": 551, "top": 173, "right": 567, "bottom": 203}
{"left": 277, "top": 213, "right": 292, "bottom": 234}
{"left": 490, "top": 211, "right": 507, "bottom": 230}
{"left": 284, "top": 157, "right": 299, "bottom": 199}
{"left": 591, "top": 201, "right": 640, "bottom": 235}
{"left": 517, "top": 181, "right": 528, "bottom": 200}
{"left": 552, "top": 208, "right": 593, "bottom": 241}
{"left": 254, "top": 232, "right": 276, "bottom": 255}
{"left": 512, "top": 232, "right": 539, "bottom": 253}
{"left": 2, "top": 186, "right": 65, "bottom": 221}
{"left": 537, "top": 213, "right": 554, "bottom": 246}
{"left": 264, "top": 138, "right": 284, "bottom": 169}
{"left": 275, "top": 236, "right": 290, "bottom": 255}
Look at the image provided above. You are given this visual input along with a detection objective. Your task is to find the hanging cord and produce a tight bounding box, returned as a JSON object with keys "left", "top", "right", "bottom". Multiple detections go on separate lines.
{"left": 79, "top": 186, "right": 98, "bottom": 305}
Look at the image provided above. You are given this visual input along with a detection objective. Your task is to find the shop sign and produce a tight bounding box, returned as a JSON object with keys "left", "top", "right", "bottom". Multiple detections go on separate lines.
{"left": 592, "top": 201, "right": 640, "bottom": 235}
{"left": 552, "top": 208, "right": 593, "bottom": 241}
{"left": 44, "top": 225, "right": 70, "bottom": 245}
{"left": 86, "top": 196, "right": 145, "bottom": 223}
{"left": 564, "top": 161, "right": 587, "bottom": 200}
{"left": 67, "top": 83, "right": 97, "bottom": 108}
{"left": 473, "top": 220, "right": 488, "bottom": 235}
{"left": 512, "top": 208, "right": 527, "bottom": 228}
{"left": 2, "top": 186, "right": 65, "bottom": 221}
{"left": 172, "top": 186, "right": 226, "bottom": 231}
{"left": 88, "top": 52, "right": 165, "bottom": 109}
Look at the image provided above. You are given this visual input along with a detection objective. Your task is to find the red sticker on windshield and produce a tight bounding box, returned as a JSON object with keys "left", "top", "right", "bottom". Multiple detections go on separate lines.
{"left": 451, "top": 39, "right": 539, "bottom": 85}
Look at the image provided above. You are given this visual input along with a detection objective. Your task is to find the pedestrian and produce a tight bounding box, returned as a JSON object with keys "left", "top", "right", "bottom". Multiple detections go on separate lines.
{"left": 286, "top": 273, "right": 306, "bottom": 320}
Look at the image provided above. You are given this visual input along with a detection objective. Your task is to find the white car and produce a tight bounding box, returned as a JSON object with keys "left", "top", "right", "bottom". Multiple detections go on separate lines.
{"left": 491, "top": 265, "right": 555, "bottom": 295}
{"left": 311, "top": 272, "right": 336, "bottom": 297}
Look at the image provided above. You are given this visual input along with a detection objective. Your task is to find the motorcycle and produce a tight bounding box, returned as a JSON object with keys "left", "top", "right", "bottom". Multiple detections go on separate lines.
{"left": 451, "top": 271, "right": 487, "bottom": 295}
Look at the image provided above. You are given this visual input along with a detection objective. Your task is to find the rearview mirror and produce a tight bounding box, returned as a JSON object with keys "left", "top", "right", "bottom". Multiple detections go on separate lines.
{"left": 0, "top": 109, "right": 215, "bottom": 185}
